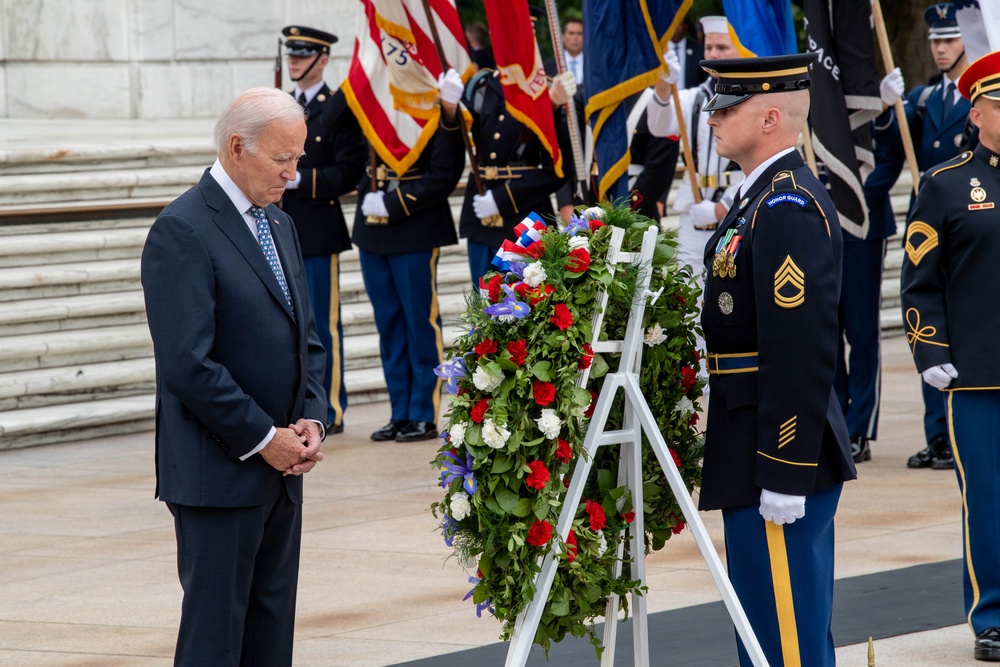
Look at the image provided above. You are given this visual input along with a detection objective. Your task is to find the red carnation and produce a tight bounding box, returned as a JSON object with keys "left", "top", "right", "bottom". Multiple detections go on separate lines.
{"left": 533, "top": 380, "right": 556, "bottom": 406}
{"left": 583, "top": 390, "right": 598, "bottom": 418}
{"left": 622, "top": 511, "right": 635, "bottom": 524}
{"left": 474, "top": 338, "right": 498, "bottom": 358}
{"left": 690, "top": 412, "right": 699, "bottom": 426}
{"left": 482, "top": 274, "right": 503, "bottom": 302}
{"left": 578, "top": 342, "right": 594, "bottom": 370}
{"left": 585, "top": 499, "right": 607, "bottom": 531}
{"left": 672, "top": 520, "right": 686, "bottom": 535}
{"left": 589, "top": 219, "right": 605, "bottom": 231}
{"left": 525, "top": 242, "right": 545, "bottom": 259}
{"left": 513, "top": 282, "right": 530, "bottom": 297}
{"left": 565, "top": 530, "right": 578, "bottom": 562}
{"left": 526, "top": 519, "right": 553, "bottom": 546}
{"left": 670, "top": 448, "right": 682, "bottom": 469}
{"left": 525, "top": 460, "right": 550, "bottom": 490}
{"left": 507, "top": 340, "right": 528, "bottom": 366}
{"left": 554, "top": 439, "right": 572, "bottom": 464}
{"left": 563, "top": 477, "right": 571, "bottom": 488}
{"left": 681, "top": 366, "right": 698, "bottom": 391}
{"left": 692, "top": 348, "right": 700, "bottom": 361}
{"left": 565, "top": 247, "right": 591, "bottom": 273}
{"left": 550, "top": 303, "right": 574, "bottom": 330}
{"left": 470, "top": 398, "right": 489, "bottom": 424}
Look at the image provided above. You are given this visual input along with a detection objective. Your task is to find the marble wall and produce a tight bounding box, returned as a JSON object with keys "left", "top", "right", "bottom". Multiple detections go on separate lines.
{"left": 0, "top": 0, "right": 357, "bottom": 118}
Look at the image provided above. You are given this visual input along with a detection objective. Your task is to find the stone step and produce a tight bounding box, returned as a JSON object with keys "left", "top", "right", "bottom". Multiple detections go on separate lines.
{"left": 0, "top": 394, "right": 155, "bottom": 450}
{"left": 0, "top": 291, "right": 148, "bottom": 337}
{"left": 0, "top": 323, "right": 152, "bottom": 373}
{"left": 0, "top": 258, "right": 140, "bottom": 302}
{"left": 0, "top": 358, "right": 153, "bottom": 411}
{"left": 0, "top": 227, "right": 150, "bottom": 268}
{"left": 0, "top": 166, "right": 208, "bottom": 206}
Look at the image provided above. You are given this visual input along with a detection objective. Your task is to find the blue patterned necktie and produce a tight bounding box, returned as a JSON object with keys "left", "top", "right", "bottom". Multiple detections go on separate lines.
{"left": 248, "top": 205, "right": 292, "bottom": 308}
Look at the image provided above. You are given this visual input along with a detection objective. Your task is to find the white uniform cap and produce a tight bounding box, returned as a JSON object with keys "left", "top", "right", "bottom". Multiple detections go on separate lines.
{"left": 700, "top": 16, "right": 730, "bottom": 36}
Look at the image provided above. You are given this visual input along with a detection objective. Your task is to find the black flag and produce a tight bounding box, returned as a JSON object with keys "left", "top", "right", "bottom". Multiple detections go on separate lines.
{"left": 803, "top": 0, "right": 882, "bottom": 239}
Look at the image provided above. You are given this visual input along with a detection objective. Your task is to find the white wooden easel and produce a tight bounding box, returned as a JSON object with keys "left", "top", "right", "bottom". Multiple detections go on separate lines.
{"left": 504, "top": 226, "right": 769, "bottom": 667}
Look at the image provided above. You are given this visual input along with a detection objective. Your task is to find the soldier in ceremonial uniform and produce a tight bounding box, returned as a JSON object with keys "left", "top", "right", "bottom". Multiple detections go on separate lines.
{"left": 698, "top": 54, "right": 856, "bottom": 667}
{"left": 280, "top": 26, "right": 365, "bottom": 436}
{"left": 461, "top": 6, "right": 575, "bottom": 285}
{"left": 896, "top": 2, "right": 975, "bottom": 470}
{"left": 353, "top": 69, "right": 465, "bottom": 443}
{"left": 900, "top": 51, "right": 1000, "bottom": 662}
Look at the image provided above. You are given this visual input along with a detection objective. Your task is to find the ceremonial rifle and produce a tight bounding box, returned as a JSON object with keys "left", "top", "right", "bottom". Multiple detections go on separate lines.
{"left": 274, "top": 38, "right": 283, "bottom": 89}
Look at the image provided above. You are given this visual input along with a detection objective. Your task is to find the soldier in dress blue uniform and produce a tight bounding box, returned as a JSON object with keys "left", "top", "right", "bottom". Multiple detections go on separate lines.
{"left": 462, "top": 6, "right": 575, "bottom": 285}
{"left": 353, "top": 69, "right": 465, "bottom": 443}
{"left": 698, "top": 53, "right": 856, "bottom": 667}
{"left": 900, "top": 51, "right": 1000, "bottom": 662}
{"left": 279, "top": 26, "right": 365, "bottom": 436}
{"left": 896, "top": 3, "right": 975, "bottom": 470}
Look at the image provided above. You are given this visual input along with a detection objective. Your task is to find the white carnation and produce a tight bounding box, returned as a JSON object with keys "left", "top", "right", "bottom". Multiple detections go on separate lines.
{"left": 523, "top": 262, "right": 547, "bottom": 288}
{"left": 595, "top": 530, "right": 608, "bottom": 558}
{"left": 582, "top": 206, "right": 604, "bottom": 221}
{"left": 472, "top": 366, "right": 503, "bottom": 393}
{"left": 674, "top": 397, "right": 694, "bottom": 415}
{"left": 482, "top": 418, "right": 511, "bottom": 449}
{"left": 568, "top": 235, "right": 590, "bottom": 251}
{"left": 535, "top": 409, "right": 562, "bottom": 439}
{"left": 644, "top": 323, "right": 667, "bottom": 347}
{"left": 450, "top": 491, "right": 471, "bottom": 521}
{"left": 449, "top": 421, "right": 468, "bottom": 446}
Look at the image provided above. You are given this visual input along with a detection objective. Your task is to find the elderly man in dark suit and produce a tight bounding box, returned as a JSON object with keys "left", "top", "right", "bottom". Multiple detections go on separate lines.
{"left": 141, "top": 86, "right": 327, "bottom": 666}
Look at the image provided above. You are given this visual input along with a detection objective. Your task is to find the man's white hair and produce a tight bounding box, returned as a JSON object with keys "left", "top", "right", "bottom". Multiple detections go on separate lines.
{"left": 214, "top": 87, "right": 304, "bottom": 156}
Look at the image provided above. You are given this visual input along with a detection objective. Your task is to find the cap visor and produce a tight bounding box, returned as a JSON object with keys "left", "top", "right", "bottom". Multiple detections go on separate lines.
{"left": 703, "top": 93, "right": 752, "bottom": 112}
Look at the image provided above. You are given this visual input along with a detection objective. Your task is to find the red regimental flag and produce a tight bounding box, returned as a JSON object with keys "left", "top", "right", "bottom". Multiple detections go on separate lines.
{"left": 483, "top": 0, "right": 563, "bottom": 177}
{"left": 343, "top": 0, "right": 471, "bottom": 175}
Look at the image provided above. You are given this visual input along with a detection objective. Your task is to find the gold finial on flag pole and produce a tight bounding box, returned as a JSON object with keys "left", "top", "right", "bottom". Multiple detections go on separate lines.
{"left": 868, "top": 636, "right": 875, "bottom": 666}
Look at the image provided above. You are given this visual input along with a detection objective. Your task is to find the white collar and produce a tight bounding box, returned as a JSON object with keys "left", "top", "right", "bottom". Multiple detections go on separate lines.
{"left": 209, "top": 159, "right": 254, "bottom": 215}
{"left": 293, "top": 80, "right": 325, "bottom": 105}
{"left": 738, "top": 147, "right": 797, "bottom": 198}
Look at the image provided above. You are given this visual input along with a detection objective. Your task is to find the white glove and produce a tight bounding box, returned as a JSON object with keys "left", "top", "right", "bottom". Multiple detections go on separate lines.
{"left": 922, "top": 363, "right": 958, "bottom": 389}
{"left": 437, "top": 68, "right": 464, "bottom": 105}
{"left": 879, "top": 67, "right": 905, "bottom": 107}
{"left": 361, "top": 191, "right": 388, "bottom": 218}
{"left": 661, "top": 49, "right": 681, "bottom": 85}
{"left": 550, "top": 71, "right": 577, "bottom": 105}
{"left": 759, "top": 489, "right": 806, "bottom": 526}
{"left": 688, "top": 199, "right": 719, "bottom": 226}
{"left": 473, "top": 191, "right": 500, "bottom": 219}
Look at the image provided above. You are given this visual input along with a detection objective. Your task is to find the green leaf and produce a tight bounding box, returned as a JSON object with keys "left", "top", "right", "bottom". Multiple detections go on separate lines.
{"left": 589, "top": 353, "right": 609, "bottom": 379}
{"left": 529, "top": 361, "right": 552, "bottom": 382}
{"left": 572, "top": 386, "right": 593, "bottom": 407}
{"left": 491, "top": 455, "right": 515, "bottom": 475}
{"left": 495, "top": 484, "right": 521, "bottom": 514}
{"left": 513, "top": 498, "right": 533, "bottom": 517}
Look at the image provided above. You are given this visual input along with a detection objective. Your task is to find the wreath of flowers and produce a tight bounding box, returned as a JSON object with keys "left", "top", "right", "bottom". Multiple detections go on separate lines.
{"left": 431, "top": 203, "right": 704, "bottom": 657}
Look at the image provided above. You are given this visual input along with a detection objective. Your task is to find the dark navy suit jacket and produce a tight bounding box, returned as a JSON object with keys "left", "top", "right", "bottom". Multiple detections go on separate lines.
{"left": 141, "top": 169, "right": 327, "bottom": 507}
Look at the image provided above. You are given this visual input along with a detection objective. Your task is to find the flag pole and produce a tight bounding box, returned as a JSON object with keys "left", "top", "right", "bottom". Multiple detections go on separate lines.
{"left": 871, "top": 0, "right": 920, "bottom": 194}
{"left": 800, "top": 121, "right": 819, "bottom": 177}
{"left": 542, "top": 0, "right": 588, "bottom": 202}
{"left": 669, "top": 84, "right": 702, "bottom": 203}
{"left": 418, "top": 0, "right": 503, "bottom": 227}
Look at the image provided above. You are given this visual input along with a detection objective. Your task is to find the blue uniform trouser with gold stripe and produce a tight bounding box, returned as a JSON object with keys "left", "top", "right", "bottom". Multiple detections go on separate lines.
{"left": 723, "top": 483, "right": 841, "bottom": 667}
{"left": 359, "top": 248, "right": 444, "bottom": 424}
{"left": 834, "top": 238, "right": 884, "bottom": 440}
{"left": 304, "top": 254, "right": 347, "bottom": 427}
{"left": 467, "top": 241, "right": 498, "bottom": 290}
{"left": 948, "top": 390, "right": 1000, "bottom": 634}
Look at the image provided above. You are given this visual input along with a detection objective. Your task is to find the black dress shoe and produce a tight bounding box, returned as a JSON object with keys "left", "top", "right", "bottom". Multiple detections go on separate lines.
{"left": 931, "top": 444, "right": 955, "bottom": 470}
{"left": 975, "top": 627, "right": 1000, "bottom": 661}
{"left": 850, "top": 436, "right": 871, "bottom": 463}
{"left": 395, "top": 421, "right": 438, "bottom": 442}
{"left": 325, "top": 421, "right": 344, "bottom": 436}
{"left": 907, "top": 434, "right": 949, "bottom": 469}
{"left": 371, "top": 421, "right": 406, "bottom": 441}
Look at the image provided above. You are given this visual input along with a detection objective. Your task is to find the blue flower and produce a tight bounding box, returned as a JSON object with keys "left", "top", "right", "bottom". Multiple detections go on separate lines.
{"left": 440, "top": 514, "right": 457, "bottom": 547}
{"left": 463, "top": 574, "right": 495, "bottom": 617}
{"left": 564, "top": 215, "right": 590, "bottom": 236}
{"left": 440, "top": 450, "right": 477, "bottom": 495}
{"left": 483, "top": 284, "right": 530, "bottom": 320}
{"left": 433, "top": 357, "right": 467, "bottom": 395}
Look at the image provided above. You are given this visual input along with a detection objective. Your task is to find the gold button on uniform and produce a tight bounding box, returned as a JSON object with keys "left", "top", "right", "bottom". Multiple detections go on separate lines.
{"left": 498, "top": 114, "right": 505, "bottom": 121}
{"left": 315, "top": 136, "right": 322, "bottom": 142}
{"left": 489, "top": 152, "right": 497, "bottom": 159}
{"left": 493, "top": 132, "right": 501, "bottom": 139}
